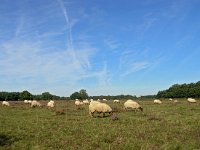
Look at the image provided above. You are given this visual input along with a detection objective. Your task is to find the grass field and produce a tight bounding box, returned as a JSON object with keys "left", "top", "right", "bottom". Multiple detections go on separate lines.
{"left": 0, "top": 99, "right": 200, "bottom": 150}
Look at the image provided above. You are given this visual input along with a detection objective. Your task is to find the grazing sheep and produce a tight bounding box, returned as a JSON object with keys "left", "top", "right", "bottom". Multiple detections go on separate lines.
{"left": 31, "top": 100, "right": 41, "bottom": 107}
{"left": 83, "top": 99, "right": 89, "bottom": 104}
{"left": 28, "top": 100, "right": 32, "bottom": 104}
{"left": 124, "top": 100, "right": 143, "bottom": 111}
{"left": 97, "top": 99, "right": 101, "bottom": 102}
{"left": 102, "top": 99, "right": 107, "bottom": 101}
{"left": 169, "top": 98, "right": 173, "bottom": 101}
{"left": 154, "top": 99, "right": 162, "bottom": 104}
{"left": 47, "top": 100, "right": 55, "bottom": 108}
{"left": 173, "top": 100, "right": 179, "bottom": 103}
{"left": 113, "top": 100, "right": 120, "bottom": 103}
{"left": 24, "top": 100, "right": 29, "bottom": 104}
{"left": 187, "top": 98, "right": 196, "bottom": 103}
{"left": 2, "top": 101, "right": 10, "bottom": 107}
{"left": 89, "top": 101, "right": 112, "bottom": 117}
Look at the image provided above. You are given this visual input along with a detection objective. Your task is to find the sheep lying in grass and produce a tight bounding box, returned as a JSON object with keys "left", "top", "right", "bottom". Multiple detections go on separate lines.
{"left": 154, "top": 99, "right": 162, "bottom": 104}
{"left": 89, "top": 101, "right": 112, "bottom": 117}
{"left": 28, "top": 100, "right": 32, "bottom": 104}
{"left": 187, "top": 98, "right": 196, "bottom": 103}
{"left": 2, "top": 101, "right": 10, "bottom": 107}
{"left": 31, "top": 100, "right": 41, "bottom": 107}
{"left": 47, "top": 100, "right": 55, "bottom": 108}
{"left": 124, "top": 100, "right": 143, "bottom": 111}
{"left": 113, "top": 100, "right": 120, "bottom": 103}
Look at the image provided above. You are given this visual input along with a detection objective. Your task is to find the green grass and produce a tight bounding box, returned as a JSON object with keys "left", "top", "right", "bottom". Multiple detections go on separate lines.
{"left": 0, "top": 99, "right": 200, "bottom": 150}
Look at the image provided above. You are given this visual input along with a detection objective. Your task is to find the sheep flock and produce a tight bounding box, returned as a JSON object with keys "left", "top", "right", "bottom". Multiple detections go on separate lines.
{"left": 1, "top": 97, "right": 199, "bottom": 119}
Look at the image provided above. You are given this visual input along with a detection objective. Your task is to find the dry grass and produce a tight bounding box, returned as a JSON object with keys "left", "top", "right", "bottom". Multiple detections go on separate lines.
{"left": 0, "top": 99, "right": 200, "bottom": 150}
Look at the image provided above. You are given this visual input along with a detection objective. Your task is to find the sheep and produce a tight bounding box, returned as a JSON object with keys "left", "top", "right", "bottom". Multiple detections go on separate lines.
{"left": 47, "top": 100, "right": 55, "bottom": 108}
{"left": 2, "top": 101, "right": 10, "bottom": 107}
{"left": 31, "top": 100, "right": 41, "bottom": 107}
{"left": 169, "top": 98, "right": 173, "bottom": 101}
{"left": 173, "top": 100, "right": 179, "bottom": 103}
{"left": 89, "top": 101, "right": 112, "bottom": 117}
{"left": 83, "top": 99, "right": 89, "bottom": 104}
{"left": 75, "top": 99, "right": 82, "bottom": 106}
{"left": 24, "top": 100, "right": 29, "bottom": 104}
{"left": 102, "top": 98, "right": 107, "bottom": 101}
{"left": 124, "top": 100, "right": 143, "bottom": 111}
{"left": 28, "top": 100, "right": 32, "bottom": 104}
{"left": 113, "top": 99, "right": 120, "bottom": 103}
{"left": 187, "top": 98, "right": 196, "bottom": 103}
{"left": 154, "top": 99, "right": 162, "bottom": 104}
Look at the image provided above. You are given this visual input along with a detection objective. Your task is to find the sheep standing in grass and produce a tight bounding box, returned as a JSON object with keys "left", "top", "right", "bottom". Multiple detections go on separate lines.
{"left": 83, "top": 99, "right": 89, "bottom": 104}
{"left": 124, "top": 100, "right": 143, "bottom": 111}
{"left": 113, "top": 100, "right": 120, "bottom": 103}
{"left": 89, "top": 101, "right": 112, "bottom": 117}
{"left": 31, "top": 100, "right": 41, "bottom": 107}
{"left": 47, "top": 100, "right": 55, "bottom": 108}
{"left": 28, "top": 100, "right": 32, "bottom": 104}
{"left": 169, "top": 98, "right": 173, "bottom": 101}
{"left": 24, "top": 100, "right": 29, "bottom": 104}
{"left": 2, "top": 101, "right": 10, "bottom": 107}
{"left": 102, "top": 99, "right": 107, "bottom": 102}
{"left": 154, "top": 99, "right": 162, "bottom": 104}
{"left": 187, "top": 98, "right": 196, "bottom": 103}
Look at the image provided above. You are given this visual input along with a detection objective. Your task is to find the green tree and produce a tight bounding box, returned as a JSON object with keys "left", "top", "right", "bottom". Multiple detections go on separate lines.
{"left": 70, "top": 89, "right": 89, "bottom": 100}
{"left": 20, "top": 90, "right": 33, "bottom": 100}
{"left": 41, "top": 92, "right": 53, "bottom": 100}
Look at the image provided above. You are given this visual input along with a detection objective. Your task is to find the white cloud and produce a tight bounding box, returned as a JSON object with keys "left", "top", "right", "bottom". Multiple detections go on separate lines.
{"left": 121, "top": 62, "right": 150, "bottom": 77}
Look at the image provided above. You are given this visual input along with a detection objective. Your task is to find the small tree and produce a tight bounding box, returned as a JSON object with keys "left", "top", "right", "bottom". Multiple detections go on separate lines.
{"left": 41, "top": 92, "right": 53, "bottom": 100}
{"left": 20, "top": 90, "right": 33, "bottom": 100}
{"left": 70, "top": 89, "right": 89, "bottom": 100}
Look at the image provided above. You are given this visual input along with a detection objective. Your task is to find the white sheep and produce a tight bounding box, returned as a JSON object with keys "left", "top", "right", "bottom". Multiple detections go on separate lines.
{"left": 83, "top": 99, "right": 89, "bottom": 104}
{"left": 31, "top": 100, "right": 41, "bottom": 107}
{"left": 102, "top": 98, "right": 107, "bottom": 101}
{"left": 24, "top": 100, "right": 29, "bottom": 104}
{"left": 47, "top": 101, "right": 55, "bottom": 108}
{"left": 187, "top": 98, "right": 196, "bottom": 103}
{"left": 89, "top": 101, "right": 112, "bottom": 117}
{"left": 154, "top": 99, "right": 162, "bottom": 104}
{"left": 124, "top": 100, "right": 143, "bottom": 111}
{"left": 173, "top": 100, "right": 178, "bottom": 103}
{"left": 113, "top": 100, "right": 120, "bottom": 103}
{"left": 2, "top": 101, "right": 10, "bottom": 107}
{"left": 169, "top": 98, "right": 173, "bottom": 101}
{"left": 28, "top": 100, "right": 32, "bottom": 104}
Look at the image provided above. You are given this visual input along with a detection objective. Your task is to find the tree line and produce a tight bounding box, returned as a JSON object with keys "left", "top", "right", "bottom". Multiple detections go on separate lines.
{"left": 156, "top": 81, "right": 200, "bottom": 98}
{"left": 2, "top": 80, "right": 199, "bottom": 101}
{"left": 0, "top": 90, "right": 68, "bottom": 101}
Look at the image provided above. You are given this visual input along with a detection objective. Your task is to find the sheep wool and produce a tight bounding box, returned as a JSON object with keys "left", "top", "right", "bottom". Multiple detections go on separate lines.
{"left": 89, "top": 101, "right": 112, "bottom": 117}
{"left": 47, "top": 101, "right": 55, "bottom": 108}
{"left": 124, "top": 100, "right": 143, "bottom": 111}
{"left": 154, "top": 99, "right": 162, "bottom": 104}
{"left": 187, "top": 98, "right": 196, "bottom": 103}
{"left": 2, "top": 101, "right": 10, "bottom": 106}
{"left": 113, "top": 100, "right": 120, "bottom": 103}
{"left": 31, "top": 100, "right": 41, "bottom": 107}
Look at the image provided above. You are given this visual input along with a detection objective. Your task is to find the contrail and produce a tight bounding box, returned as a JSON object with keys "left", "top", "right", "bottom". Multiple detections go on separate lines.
{"left": 57, "top": 0, "right": 74, "bottom": 51}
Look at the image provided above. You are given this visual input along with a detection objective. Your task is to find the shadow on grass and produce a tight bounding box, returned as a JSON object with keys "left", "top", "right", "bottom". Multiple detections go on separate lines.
{"left": 0, "top": 134, "right": 16, "bottom": 147}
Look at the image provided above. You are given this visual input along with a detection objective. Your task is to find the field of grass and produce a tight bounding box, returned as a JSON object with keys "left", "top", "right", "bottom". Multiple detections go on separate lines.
{"left": 0, "top": 99, "right": 200, "bottom": 150}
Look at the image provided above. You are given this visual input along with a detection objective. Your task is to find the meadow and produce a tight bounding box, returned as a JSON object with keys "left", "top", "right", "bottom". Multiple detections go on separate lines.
{"left": 0, "top": 99, "right": 200, "bottom": 150}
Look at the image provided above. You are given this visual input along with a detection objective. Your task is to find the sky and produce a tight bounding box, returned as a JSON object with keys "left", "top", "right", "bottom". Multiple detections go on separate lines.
{"left": 0, "top": 0, "right": 200, "bottom": 97}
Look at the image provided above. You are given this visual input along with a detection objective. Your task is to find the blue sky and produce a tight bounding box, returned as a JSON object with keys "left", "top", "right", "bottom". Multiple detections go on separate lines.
{"left": 0, "top": 0, "right": 200, "bottom": 97}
